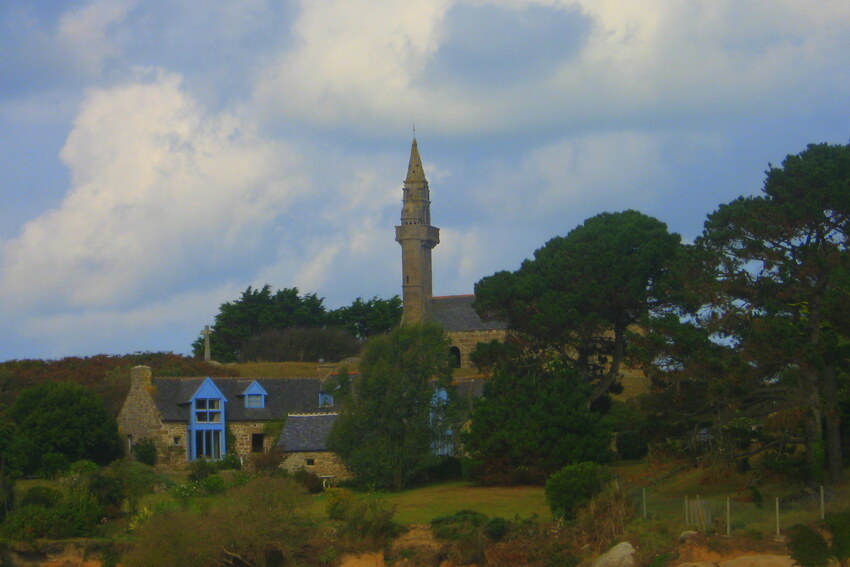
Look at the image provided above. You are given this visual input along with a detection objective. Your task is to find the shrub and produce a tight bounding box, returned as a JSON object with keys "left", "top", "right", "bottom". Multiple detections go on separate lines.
{"left": 42, "top": 452, "right": 69, "bottom": 478}
{"left": 0, "top": 505, "right": 59, "bottom": 540}
{"left": 484, "top": 517, "right": 510, "bottom": 541}
{"left": 19, "top": 486, "right": 63, "bottom": 508}
{"left": 250, "top": 450, "right": 283, "bottom": 474}
{"left": 294, "top": 468, "right": 324, "bottom": 494}
{"left": 340, "top": 497, "right": 401, "bottom": 550}
{"left": 430, "top": 510, "right": 488, "bottom": 564}
{"left": 824, "top": 510, "right": 850, "bottom": 560}
{"left": 203, "top": 474, "right": 226, "bottom": 495}
{"left": 218, "top": 452, "right": 242, "bottom": 471}
{"left": 326, "top": 487, "right": 355, "bottom": 520}
{"left": 545, "top": 462, "right": 610, "bottom": 520}
{"left": 132, "top": 438, "right": 157, "bottom": 466}
{"left": 616, "top": 430, "right": 648, "bottom": 460}
{"left": 188, "top": 458, "right": 218, "bottom": 482}
{"left": 786, "top": 524, "right": 832, "bottom": 567}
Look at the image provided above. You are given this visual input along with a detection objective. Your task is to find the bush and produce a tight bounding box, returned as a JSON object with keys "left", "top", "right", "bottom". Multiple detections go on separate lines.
{"left": 824, "top": 510, "right": 850, "bottom": 560}
{"left": 545, "top": 462, "right": 610, "bottom": 520}
{"left": 19, "top": 486, "right": 63, "bottom": 508}
{"left": 326, "top": 487, "right": 355, "bottom": 520}
{"left": 218, "top": 452, "right": 242, "bottom": 471}
{"left": 203, "top": 474, "right": 226, "bottom": 495}
{"left": 250, "top": 450, "right": 283, "bottom": 474}
{"left": 340, "top": 497, "right": 401, "bottom": 551}
{"left": 41, "top": 452, "right": 69, "bottom": 478}
{"left": 786, "top": 524, "right": 832, "bottom": 567}
{"left": 188, "top": 458, "right": 218, "bottom": 482}
{"left": 132, "top": 438, "right": 157, "bottom": 466}
{"left": 616, "top": 430, "right": 648, "bottom": 460}
{"left": 485, "top": 517, "right": 510, "bottom": 541}
{"left": 293, "top": 468, "right": 324, "bottom": 494}
{"left": 430, "top": 510, "right": 488, "bottom": 564}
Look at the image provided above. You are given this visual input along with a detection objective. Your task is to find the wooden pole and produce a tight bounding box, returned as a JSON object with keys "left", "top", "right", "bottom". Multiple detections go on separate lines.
{"left": 820, "top": 486, "right": 825, "bottom": 520}
{"left": 685, "top": 495, "right": 690, "bottom": 526}
{"left": 775, "top": 497, "right": 780, "bottom": 538}
{"left": 726, "top": 496, "right": 731, "bottom": 536}
{"left": 643, "top": 488, "right": 647, "bottom": 519}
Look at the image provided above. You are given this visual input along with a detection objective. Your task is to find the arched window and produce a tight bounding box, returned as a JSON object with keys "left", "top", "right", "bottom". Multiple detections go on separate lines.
{"left": 449, "top": 346, "right": 461, "bottom": 368}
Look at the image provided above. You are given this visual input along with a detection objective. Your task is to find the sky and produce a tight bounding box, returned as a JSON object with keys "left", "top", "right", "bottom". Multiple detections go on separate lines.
{"left": 1, "top": 0, "right": 849, "bottom": 361}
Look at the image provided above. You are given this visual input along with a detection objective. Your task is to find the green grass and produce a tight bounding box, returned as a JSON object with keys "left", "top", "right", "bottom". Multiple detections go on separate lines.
{"left": 307, "top": 481, "right": 549, "bottom": 525}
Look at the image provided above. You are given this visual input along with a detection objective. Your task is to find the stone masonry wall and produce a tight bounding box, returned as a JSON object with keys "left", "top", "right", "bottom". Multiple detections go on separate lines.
{"left": 281, "top": 451, "right": 350, "bottom": 482}
{"left": 446, "top": 329, "right": 508, "bottom": 368}
{"left": 229, "top": 422, "right": 276, "bottom": 456}
{"left": 117, "top": 366, "right": 166, "bottom": 452}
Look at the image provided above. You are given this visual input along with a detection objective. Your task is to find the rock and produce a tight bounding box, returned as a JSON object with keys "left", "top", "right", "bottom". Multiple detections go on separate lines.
{"left": 719, "top": 556, "right": 795, "bottom": 567}
{"left": 592, "top": 542, "right": 637, "bottom": 567}
{"left": 680, "top": 531, "right": 700, "bottom": 543}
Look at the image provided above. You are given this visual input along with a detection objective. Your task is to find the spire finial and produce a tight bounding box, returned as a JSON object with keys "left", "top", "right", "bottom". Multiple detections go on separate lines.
{"left": 412, "top": 123, "right": 416, "bottom": 140}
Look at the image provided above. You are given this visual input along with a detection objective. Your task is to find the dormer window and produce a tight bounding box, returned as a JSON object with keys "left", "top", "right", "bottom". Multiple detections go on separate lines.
{"left": 195, "top": 398, "right": 221, "bottom": 423}
{"left": 242, "top": 380, "right": 268, "bottom": 409}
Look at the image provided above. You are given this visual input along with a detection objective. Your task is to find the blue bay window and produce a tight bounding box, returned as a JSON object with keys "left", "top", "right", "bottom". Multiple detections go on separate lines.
{"left": 187, "top": 378, "right": 226, "bottom": 461}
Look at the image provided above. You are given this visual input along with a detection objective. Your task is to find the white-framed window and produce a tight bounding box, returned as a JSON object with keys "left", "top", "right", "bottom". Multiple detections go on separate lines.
{"left": 245, "top": 394, "right": 263, "bottom": 408}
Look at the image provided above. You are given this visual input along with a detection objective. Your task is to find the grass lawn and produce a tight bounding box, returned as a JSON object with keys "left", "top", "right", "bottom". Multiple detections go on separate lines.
{"left": 308, "top": 481, "right": 550, "bottom": 525}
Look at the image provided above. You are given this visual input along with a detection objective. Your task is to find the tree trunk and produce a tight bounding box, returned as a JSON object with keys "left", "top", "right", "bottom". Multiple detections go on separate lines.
{"left": 822, "top": 364, "right": 844, "bottom": 483}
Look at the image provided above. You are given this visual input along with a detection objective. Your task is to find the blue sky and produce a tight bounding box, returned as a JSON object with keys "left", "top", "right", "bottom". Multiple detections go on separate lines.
{"left": 2, "top": 0, "right": 849, "bottom": 361}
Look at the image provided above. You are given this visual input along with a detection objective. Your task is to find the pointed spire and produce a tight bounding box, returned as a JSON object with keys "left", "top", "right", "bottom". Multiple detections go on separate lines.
{"left": 405, "top": 137, "right": 426, "bottom": 183}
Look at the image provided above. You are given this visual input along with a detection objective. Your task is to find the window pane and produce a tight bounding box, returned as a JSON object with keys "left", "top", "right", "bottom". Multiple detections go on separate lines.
{"left": 208, "top": 399, "right": 220, "bottom": 410}
{"left": 209, "top": 411, "right": 221, "bottom": 423}
{"left": 195, "top": 399, "right": 208, "bottom": 410}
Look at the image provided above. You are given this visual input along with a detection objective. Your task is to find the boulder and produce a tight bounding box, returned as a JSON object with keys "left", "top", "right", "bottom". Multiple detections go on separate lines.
{"left": 592, "top": 542, "right": 637, "bottom": 567}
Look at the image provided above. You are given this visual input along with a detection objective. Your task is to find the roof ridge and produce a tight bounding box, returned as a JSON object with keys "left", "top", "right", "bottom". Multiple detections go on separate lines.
{"left": 287, "top": 412, "right": 339, "bottom": 417}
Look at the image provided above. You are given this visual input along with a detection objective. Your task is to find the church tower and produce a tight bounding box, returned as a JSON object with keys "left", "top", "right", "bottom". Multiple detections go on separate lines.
{"left": 396, "top": 138, "right": 440, "bottom": 325}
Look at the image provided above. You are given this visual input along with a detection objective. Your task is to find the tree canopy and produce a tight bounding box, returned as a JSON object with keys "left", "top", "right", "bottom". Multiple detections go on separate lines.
{"left": 632, "top": 142, "right": 850, "bottom": 483}
{"left": 474, "top": 210, "right": 681, "bottom": 405}
{"left": 193, "top": 285, "right": 402, "bottom": 362}
{"left": 6, "top": 381, "right": 123, "bottom": 476}
{"left": 463, "top": 350, "right": 612, "bottom": 484}
{"left": 327, "top": 322, "right": 454, "bottom": 489}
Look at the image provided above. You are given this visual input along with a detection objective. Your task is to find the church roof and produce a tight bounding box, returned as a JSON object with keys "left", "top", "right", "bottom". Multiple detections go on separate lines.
{"left": 277, "top": 413, "right": 338, "bottom": 452}
{"left": 429, "top": 295, "right": 507, "bottom": 332}
{"left": 405, "top": 138, "right": 426, "bottom": 183}
{"left": 151, "top": 377, "right": 323, "bottom": 422}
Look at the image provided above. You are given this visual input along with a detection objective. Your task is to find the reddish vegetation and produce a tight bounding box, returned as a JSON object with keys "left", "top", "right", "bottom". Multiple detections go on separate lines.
{"left": 0, "top": 352, "right": 239, "bottom": 416}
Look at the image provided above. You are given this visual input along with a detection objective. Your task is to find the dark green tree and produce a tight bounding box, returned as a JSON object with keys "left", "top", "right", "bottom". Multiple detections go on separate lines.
{"left": 8, "top": 382, "right": 123, "bottom": 475}
{"left": 327, "top": 322, "right": 454, "bottom": 489}
{"left": 240, "top": 327, "right": 360, "bottom": 362}
{"left": 327, "top": 296, "right": 403, "bottom": 339}
{"left": 474, "top": 210, "right": 681, "bottom": 405}
{"left": 463, "top": 351, "right": 612, "bottom": 484}
{"left": 193, "top": 285, "right": 328, "bottom": 362}
{"left": 693, "top": 142, "right": 850, "bottom": 483}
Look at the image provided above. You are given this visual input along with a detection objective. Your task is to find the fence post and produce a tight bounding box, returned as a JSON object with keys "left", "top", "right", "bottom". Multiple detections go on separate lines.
{"left": 726, "top": 496, "right": 731, "bottom": 536}
{"left": 642, "top": 488, "right": 647, "bottom": 519}
{"left": 775, "top": 497, "right": 780, "bottom": 538}
{"left": 684, "top": 495, "right": 690, "bottom": 526}
{"left": 820, "top": 485, "right": 825, "bottom": 520}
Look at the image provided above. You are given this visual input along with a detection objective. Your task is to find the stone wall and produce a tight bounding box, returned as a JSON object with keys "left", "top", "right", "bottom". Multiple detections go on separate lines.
{"left": 281, "top": 451, "right": 350, "bottom": 482}
{"left": 446, "top": 329, "right": 508, "bottom": 368}
{"left": 229, "top": 421, "right": 277, "bottom": 456}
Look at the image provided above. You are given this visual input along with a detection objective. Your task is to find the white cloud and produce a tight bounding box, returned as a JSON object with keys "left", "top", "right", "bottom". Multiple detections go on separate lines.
{"left": 58, "top": 0, "right": 137, "bottom": 76}
{"left": 254, "top": 0, "right": 850, "bottom": 134}
{"left": 0, "top": 68, "right": 307, "bottom": 315}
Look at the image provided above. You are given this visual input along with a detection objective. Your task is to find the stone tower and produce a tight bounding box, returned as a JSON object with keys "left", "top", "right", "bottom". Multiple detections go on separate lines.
{"left": 395, "top": 138, "right": 440, "bottom": 325}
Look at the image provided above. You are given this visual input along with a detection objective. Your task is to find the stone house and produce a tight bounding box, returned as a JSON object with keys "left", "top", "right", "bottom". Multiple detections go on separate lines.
{"left": 117, "top": 365, "right": 348, "bottom": 479}
{"left": 277, "top": 413, "right": 348, "bottom": 483}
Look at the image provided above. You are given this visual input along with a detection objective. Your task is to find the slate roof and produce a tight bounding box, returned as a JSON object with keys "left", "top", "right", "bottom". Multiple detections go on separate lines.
{"left": 151, "top": 377, "right": 323, "bottom": 422}
{"left": 277, "top": 413, "right": 338, "bottom": 452}
{"left": 429, "top": 295, "right": 507, "bottom": 332}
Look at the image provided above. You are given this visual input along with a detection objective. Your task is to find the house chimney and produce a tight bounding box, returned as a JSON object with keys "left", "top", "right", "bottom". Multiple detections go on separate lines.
{"left": 130, "top": 365, "right": 152, "bottom": 389}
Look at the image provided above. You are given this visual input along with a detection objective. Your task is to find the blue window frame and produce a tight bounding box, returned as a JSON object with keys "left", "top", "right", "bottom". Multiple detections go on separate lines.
{"left": 187, "top": 378, "right": 226, "bottom": 461}
{"left": 242, "top": 381, "right": 268, "bottom": 409}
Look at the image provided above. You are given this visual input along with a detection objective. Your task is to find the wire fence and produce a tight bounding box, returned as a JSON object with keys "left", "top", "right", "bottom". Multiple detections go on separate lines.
{"left": 626, "top": 485, "right": 846, "bottom": 536}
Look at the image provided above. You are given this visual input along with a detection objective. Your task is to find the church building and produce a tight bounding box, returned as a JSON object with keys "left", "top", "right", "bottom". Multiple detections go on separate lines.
{"left": 395, "top": 139, "right": 507, "bottom": 367}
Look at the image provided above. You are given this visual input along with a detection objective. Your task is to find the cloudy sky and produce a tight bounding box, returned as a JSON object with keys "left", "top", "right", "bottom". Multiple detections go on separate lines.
{"left": 2, "top": 0, "right": 849, "bottom": 361}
